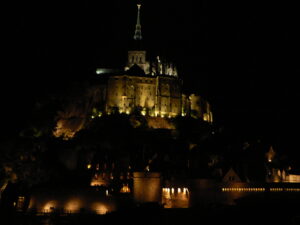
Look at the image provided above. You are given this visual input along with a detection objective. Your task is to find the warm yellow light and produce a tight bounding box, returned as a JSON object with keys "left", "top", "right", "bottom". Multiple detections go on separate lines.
{"left": 87, "top": 164, "right": 92, "bottom": 169}
{"left": 120, "top": 184, "right": 131, "bottom": 193}
{"left": 65, "top": 199, "right": 81, "bottom": 212}
{"left": 90, "top": 177, "right": 107, "bottom": 187}
{"left": 43, "top": 201, "right": 57, "bottom": 212}
{"left": 185, "top": 188, "right": 189, "bottom": 195}
{"left": 92, "top": 203, "right": 108, "bottom": 215}
{"left": 145, "top": 165, "right": 150, "bottom": 171}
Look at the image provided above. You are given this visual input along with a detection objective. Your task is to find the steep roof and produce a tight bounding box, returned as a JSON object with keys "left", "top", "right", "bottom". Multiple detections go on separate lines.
{"left": 223, "top": 167, "right": 242, "bottom": 182}
{"left": 127, "top": 64, "right": 145, "bottom": 76}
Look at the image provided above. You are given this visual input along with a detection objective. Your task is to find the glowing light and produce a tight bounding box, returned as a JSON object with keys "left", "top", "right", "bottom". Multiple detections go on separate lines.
{"left": 96, "top": 68, "right": 116, "bottom": 75}
{"left": 65, "top": 199, "right": 81, "bottom": 212}
{"left": 87, "top": 164, "right": 92, "bottom": 169}
{"left": 91, "top": 115, "right": 95, "bottom": 119}
{"left": 90, "top": 177, "right": 107, "bottom": 187}
{"left": 16, "top": 196, "right": 25, "bottom": 210}
{"left": 162, "top": 187, "right": 190, "bottom": 208}
{"left": 221, "top": 187, "right": 266, "bottom": 192}
{"left": 266, "top": 146, "right": 276, "bottom": 163}
{"left": 106, "top": 190, "right": 109, "bottom": 196}
{"left": 120, "top": 184, "right": 131, "bottom": 193}
{"left": 98, "top": 112, "right": 102, "bottom": 117}
{"left": 96, "top": 69, "right": 102, "bottom": 74}
{"left": 285, "top": 174, "right": 300, "bottom": 183}
{"left": 183, "top": 188, "right": 189, "bottom": 194}
{"left": 92, "top": 203, "right": 108, "bottom": 215}
{"left": 43, "top": 201, "right": 57, "bottom": 212}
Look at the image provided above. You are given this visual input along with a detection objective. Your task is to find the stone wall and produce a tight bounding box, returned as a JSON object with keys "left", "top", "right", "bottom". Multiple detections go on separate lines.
{"left": 133, "top": 172, "right": 162, "bottom": 203}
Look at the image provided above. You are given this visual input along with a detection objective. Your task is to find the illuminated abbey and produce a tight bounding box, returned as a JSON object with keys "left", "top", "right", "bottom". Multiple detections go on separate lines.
{"left": 94, "top": 4, "right": 213, "bottom": 122}
{"left": 23, "top": 4, "right": 300, "bottom": 216}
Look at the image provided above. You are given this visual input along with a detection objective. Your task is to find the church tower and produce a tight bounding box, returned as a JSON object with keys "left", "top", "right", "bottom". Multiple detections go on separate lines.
{"left": 133, "top": 4, "right": 142, "bottom": 41}
{"left": 125, "top": 3, "right": 150, "bottom": 74}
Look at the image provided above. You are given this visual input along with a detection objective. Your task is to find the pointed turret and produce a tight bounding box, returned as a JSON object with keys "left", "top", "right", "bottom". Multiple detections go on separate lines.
{"left": 133, "top": 4, "right": 142, "bottom": 40}
{"left": 125, "top": 2, "right": 150, "bottom": 73}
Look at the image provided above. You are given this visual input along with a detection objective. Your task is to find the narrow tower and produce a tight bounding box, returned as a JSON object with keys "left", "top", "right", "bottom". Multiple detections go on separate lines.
{"left": 134, "top": 4, "right": 142, "bottom": 40}
{"left": 126, "top": 3, "right": 149, "bottom": 74}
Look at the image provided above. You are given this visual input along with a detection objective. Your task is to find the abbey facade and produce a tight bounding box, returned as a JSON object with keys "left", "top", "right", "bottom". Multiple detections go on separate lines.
{"left": 94, "top": 4, "right": 213, "bottom": 122}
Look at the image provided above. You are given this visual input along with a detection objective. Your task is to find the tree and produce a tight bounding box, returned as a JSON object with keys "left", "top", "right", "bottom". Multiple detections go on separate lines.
{"left": 0, "top": 135, "right": 50, "bottom": 203}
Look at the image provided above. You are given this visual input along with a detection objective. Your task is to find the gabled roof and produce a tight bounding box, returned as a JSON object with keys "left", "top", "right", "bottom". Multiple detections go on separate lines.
{"left": 127, "top": 64, "right": 145, "bottom": 76}
{"left": 223, "top": 167, "right": 242, "bottom": 182}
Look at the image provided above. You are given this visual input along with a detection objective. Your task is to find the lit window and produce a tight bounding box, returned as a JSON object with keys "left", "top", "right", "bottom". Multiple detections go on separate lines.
{"left": 16, "top": 196, "right": 25, "bottom": 211}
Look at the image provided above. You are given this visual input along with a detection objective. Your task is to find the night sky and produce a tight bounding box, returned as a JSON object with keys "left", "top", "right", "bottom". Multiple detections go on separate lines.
{"left": 2, "top": 1, "right": 300, "bottom": 153}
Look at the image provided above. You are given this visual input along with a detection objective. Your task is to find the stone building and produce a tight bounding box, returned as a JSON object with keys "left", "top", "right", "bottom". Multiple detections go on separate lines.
{"left": 53, "top": 3, "right": 212, "bottom": 140}
{"left": 93, "top": 4, "right": 213, "bottom": 122}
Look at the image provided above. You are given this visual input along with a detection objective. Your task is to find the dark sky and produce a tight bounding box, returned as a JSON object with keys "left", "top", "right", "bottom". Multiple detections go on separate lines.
{"left": 2, "top": 1, "right": 300, "bottom": 152}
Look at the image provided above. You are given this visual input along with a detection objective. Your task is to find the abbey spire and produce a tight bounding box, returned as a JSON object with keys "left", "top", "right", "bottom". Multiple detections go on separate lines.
{"left": 133, "top": 4, "right": 142, "bottom": 40}
{"left": 126, "top": 2, "right": 148, "bottom": 73}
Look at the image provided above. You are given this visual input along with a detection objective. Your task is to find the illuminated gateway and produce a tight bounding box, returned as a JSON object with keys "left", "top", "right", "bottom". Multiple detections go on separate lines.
{"left": 94, "top": 4, "right": 213, "bottom": 122}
